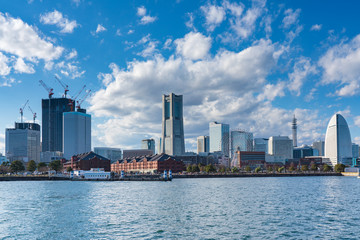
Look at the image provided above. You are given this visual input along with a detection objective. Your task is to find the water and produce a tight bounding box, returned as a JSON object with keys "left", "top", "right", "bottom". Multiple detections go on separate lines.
{"left": 0, "top": 177, "right": 359, "bottom": 239}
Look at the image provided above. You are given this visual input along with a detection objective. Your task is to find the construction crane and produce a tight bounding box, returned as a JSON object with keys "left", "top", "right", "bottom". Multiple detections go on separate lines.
{"left": 54, "top": 75, "right": 69, "bottom": 98}
{"left": 76, "top": 89, "right": 91, "bottom": 110}
{"left": 28, "top": 105, "right": 37, "bottom": 123}
{"left": 39, "top": 80, "right": 54, "bottom": 99}
{"left": 20, "top": 100, "right": 29, "bottom": 123}
{"left": 66, "top": 85, "right": 86, "bottom": 111}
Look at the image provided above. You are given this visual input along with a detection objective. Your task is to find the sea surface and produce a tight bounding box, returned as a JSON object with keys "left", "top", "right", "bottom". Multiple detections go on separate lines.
{"left": 0, "top": 176, "right": 359, "bottom": 239}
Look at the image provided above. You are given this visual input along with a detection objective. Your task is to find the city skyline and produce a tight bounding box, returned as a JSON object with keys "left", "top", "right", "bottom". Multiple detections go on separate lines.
{"left": 1, "top": 1, "right": 360, "bottom": 153}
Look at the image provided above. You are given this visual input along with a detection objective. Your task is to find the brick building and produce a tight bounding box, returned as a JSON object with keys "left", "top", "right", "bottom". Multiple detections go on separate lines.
{"left": 63, "top": 151, "right": 111, "bottom": 171}
{"left": 111, "top": 153, "right": 185, "bottom": 173}
{"left": 235, "top": 151, "right": 266, "bottom": 169}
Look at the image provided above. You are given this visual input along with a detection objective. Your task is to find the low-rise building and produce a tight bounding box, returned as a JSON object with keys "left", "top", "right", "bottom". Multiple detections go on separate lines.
{"left": 111, "top": 153, "right": 185, "bottom": 174}
{"left": 232, "top": 151, "right": 266, "bottom": 169}
{"left": 63, "top": 151, "right": 111, "bottom": 171}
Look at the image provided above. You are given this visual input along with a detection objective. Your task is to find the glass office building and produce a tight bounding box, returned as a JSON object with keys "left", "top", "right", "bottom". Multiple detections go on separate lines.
{"left": 209, "top": 122, "right": 230, "bottom": 156}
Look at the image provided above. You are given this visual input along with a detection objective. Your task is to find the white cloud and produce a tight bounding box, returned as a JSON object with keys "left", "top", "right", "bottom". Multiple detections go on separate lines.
{"left": 137, "top": 6, "right": 157, "bottom": 25}
{"left": 354, "top": 116, "right": 360, "bottom": 128}
{"left": 116, "top": 29, "right": 121, "bottom": 36}
{"left": 185, "top": 13, "right": 196, "bottom": 31}
{"left": 66, "top": 49, "right": 77, "bottom": 60}
{"left": 40, "top": 10, "right": 78, "bottom": 33}
{"left": 310, "top": 24, "right": 322, "bottom": 31}
{"left": 0, "top": 12, "right": 63, "bottom": 61}
{"left": 89, "top": 38, "right": 289, "bottom": 149}
{"left": 0, "top": 52, "right": 11, "bottom": 76}
{"left": 163, "top": 39, "right": 172, "bottom": 49}
{"left": 72, "top": 0, "right": 81, "bottom": 7}
{"left": 95, "top": 24, "right": 106, "bottom": 34}
{"left": 319, "top": 34, "right": 360, "bottom": 96}
{"left": 128, "top": 29, "right": 134, "bottom": 35}
{"left": 201, "top": 4, "right": 226, "bottom": 31}
{"left": 282, "top": 8, "right": 301, "bottom": 29}
{"left": 137, "top": 35, "right": 158, "bottom": 57}
{"left": 55, "top": 61, "right": 85, "bottom": 79}
{"left": 13, "top": 58, "right": 35, "bottom": 74}
{"left": 288, "top": 57, "right": 317, "bottom": 96}
{"left": 174, "top": 32, "right": 211, "bottom": 60}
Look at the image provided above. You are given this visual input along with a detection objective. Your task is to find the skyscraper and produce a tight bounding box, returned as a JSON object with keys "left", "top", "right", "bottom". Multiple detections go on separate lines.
{"left": 42, "top": 98, "right": 74, "bottom": 152}
{"left": 325, "top": 113, "right": 352, "bottom": 166}
{"left": 63, "top": 111, "right": 91, "bottom": 159}
{"left": 6, "top": 122, "right": 41, "bottom": 163}
{"left": 312, "top": 140, "right": 325, "bottom": 156}
{"left": 160, "top": 93, "right": 185, "bottom": 156}
{"left": 254, "top": 138, "right": 269, "bottom": 153}
{"left": 268, "top": 136, "right": 293, "bottom": 159}
{"left": 230, "top": 130, "right": 253, "bottom": 158}
{"left": 197, "top": 136, "right": 209, "bottom": 153}
{"left": 142, "top": 139, "right": 155, "bottom": 154}
{"left": 94, "top": 147, "right": 122, "bottom": 162}
{"left": 292, "top": 115, "right": 297, "bottom": 147}
{"left": 209, "top": 122, "right": 230, "bottom": 156}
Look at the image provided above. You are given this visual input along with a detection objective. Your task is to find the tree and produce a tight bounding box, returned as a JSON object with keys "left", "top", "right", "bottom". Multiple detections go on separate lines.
{"left": 205, "top": 164, "right": 216, "bottom": 173}
{"left": 278, "top": 166, "right": 285, "bottom": 173}
{"left": 37, "top": 162, "right": 47, "bottom": 173}
{"left": 66, "top": 166, "right": 73, "bottom": 172}
{"left": 27, "top": 160, "right": 37, "bottom": 172}
{"left": 191, "top": 164, "right": 200, "bottom": 173}
{"left": 245, "top": 166, "right": 251, "bottom": 172}
{"left": 323, "top": 164, "right": 331, "bottom": 172}
{"left": 218, "top": 165, "right": 226, "bottom": 173}
{"left": 310, "top": 163, "right": 317, "bottom": 172}
{"left": 288, "top": 162, "right": 295, "bottom": 172}
{"left": 334, "top": 164, "right": 345, "bottom": 173}
{"left": 10, "top": 160, "right": 25, "bottom": 173}
{"left": 301, "top": 165, "right": 308, "bottom": 172}
{"left": 186, "top": 165, "right": 193, "bottom": 173}
{"left": 49, "top": 160, "right": 62, "bottom": 173}
{"left": 0, "top": 165, "right": 10, "bottom": 174}
{"left": 267, "top": 166, "right": 273, "bottom": 172}
{"left": 231, "top": 167, "right": 239, "bottom": 173}
{"left": 1, "top": 161, "right": 9, "bottom": 167}
{"left": 255, "top": 167, "right": 261, "bottom": 173}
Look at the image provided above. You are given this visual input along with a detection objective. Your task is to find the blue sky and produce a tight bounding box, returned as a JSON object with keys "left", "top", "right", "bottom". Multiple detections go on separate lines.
{"left": 1, "top": 0, "right": 360, "bottom": 153}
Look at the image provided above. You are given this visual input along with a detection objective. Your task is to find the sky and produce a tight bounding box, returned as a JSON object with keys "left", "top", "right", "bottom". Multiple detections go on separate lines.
{"left": 1, "top": 0, "right": 360, "bottom": 154}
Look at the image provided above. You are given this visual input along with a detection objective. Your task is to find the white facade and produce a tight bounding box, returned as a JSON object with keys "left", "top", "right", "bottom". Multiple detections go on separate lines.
{"left": 268, "top": 136, "right": 293, "bottom": 160}
{"left": 325, "top": 114, "right": 352, "bottom": 166}
{"left": 313, "top": 140, "right": 325, "bottom": 156}
{"left": 63, "top": 112, "right": 91, "bottom": 159}
{"left": 72, "top": 168, "right": 110, "bottom": 179}
{"left": 352, "top": 143, "right": 359, "bottom": 158}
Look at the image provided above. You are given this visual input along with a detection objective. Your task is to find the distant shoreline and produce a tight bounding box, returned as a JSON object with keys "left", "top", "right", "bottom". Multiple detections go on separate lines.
{"left": 0, "top": 172, "right": 342, "bottom": 181}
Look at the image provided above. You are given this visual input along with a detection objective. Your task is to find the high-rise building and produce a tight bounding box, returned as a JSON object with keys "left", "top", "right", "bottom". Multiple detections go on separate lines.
{"left": 268, "top": 136, "right": 293, "bottom": 160}
{"left": 292, "top": 115, "right": 297, "bottom": 147}
{"left": 63, "top": 111, "right": 91, "bottom": 159}
{"left": 197, "top": 136, "right": 209, "bottom": 153}
{"left": 230, "top": 131, "right": 253, "bottom": 158}
{"left": 254, "top": 138, "right": 268, "bottom": 153}
{"left": 312, "top": 140, "right": 325, "bottom": 156}
{"left": 293, "top": 146, "right": 318, "bottom": 158}
{"left": 325, "top": 113, "right": 352, "bottom": 166}
{"left": 5, "top": 122, "right": 41, "bottom": 163}
{"left": 209, "top": 122, "right": 230, "bottom": 156}
{"left": 94, "top": 147, "right": 122, "bottom": 163}
{"left": 160, "top": 93, "right": 185, "bottom": 156}
{"left": 42, "top": 98, "right": 74, "bottom": 152}
{"left": 352, "top": 143, "right": 359, "bottom": 158}
{"left": 142, "top": 139, "right": 155, "bottom": 154}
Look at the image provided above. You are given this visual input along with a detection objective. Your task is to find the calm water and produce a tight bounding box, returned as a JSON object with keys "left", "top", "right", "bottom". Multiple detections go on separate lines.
{"left": 0, "top": 177, "right": 359, "bottom": 239}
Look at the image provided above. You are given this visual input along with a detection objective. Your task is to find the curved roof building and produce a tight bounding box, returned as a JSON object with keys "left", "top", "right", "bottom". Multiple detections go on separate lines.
{"left": 324, "top": 114, "right": 352, "bottom": 166}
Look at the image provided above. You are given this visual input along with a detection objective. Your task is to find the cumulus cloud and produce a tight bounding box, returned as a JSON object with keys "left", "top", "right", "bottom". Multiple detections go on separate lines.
{"left": 310, "top": 24, "right": 322, "bottom": 31}
{"left": 13, "top": 58, "right": 35, "bottom": 74}
{"left": 66, "top": 49, "right": 77, "bottom": 60}
{"left": 0, "top": 12, "right": 63, "bottom": 61}
{"left": 40, "top": 10, "right": 78, "bottom": 33}
{"left": 0, "top": 52, "right": 11, "bottom": 76}
{"left": 354, "top": 116, "right": 360, "bottom": 128}
{"left": 56, "top": 61, "right": 85, "bottom": 79}
{"left": 89, "top": 38, "right": 289, "bottom": 149}
{"left": 319, "top": 34, "right": 360, "bottom": 96}
{"left": 174, "top": 32, "right": 211, "bottom": 60}
{"left": 201, "top": 4, "right": 226, "bottom": 31}
{"left": 137, "top": 6, "right": 157, "bottom": 25}
{"left": 288, "top": 57, "right": 317, "bottom": 96}
{"left": 94, "top": 24, "right": 106, "bottom": 34}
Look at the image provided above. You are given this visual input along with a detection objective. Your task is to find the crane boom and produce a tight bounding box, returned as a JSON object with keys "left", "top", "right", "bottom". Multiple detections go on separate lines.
{"left": 20, "top": 100, "right": 29, "bottom": 123}
{"left": 54, "top": 75, "right": 69, "bottom": 98}
{"left": 76, "top": 90, "right": 91, "bottom": 109}
{"left": 28, "top": 105, "right": 37, "bottom": 123}
{"left": 73, "top": 85, "right": 86, "bottom": 101}
{"left": 39, "top": 80, "right": 54, "bottom": 98}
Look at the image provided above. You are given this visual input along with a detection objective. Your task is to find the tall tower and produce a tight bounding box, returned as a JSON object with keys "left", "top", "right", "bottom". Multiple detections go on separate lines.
{"left": 160, "top": 93, "right": 185, "bottom": 156}
{"left": 292, "top": 115, "right": 297, "bottom": 147}
{"left": 209, "top": 122, "right": 230, "bottom": 156}
{"left": 42, "top": 98, "right": 74, "bottom": 152}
